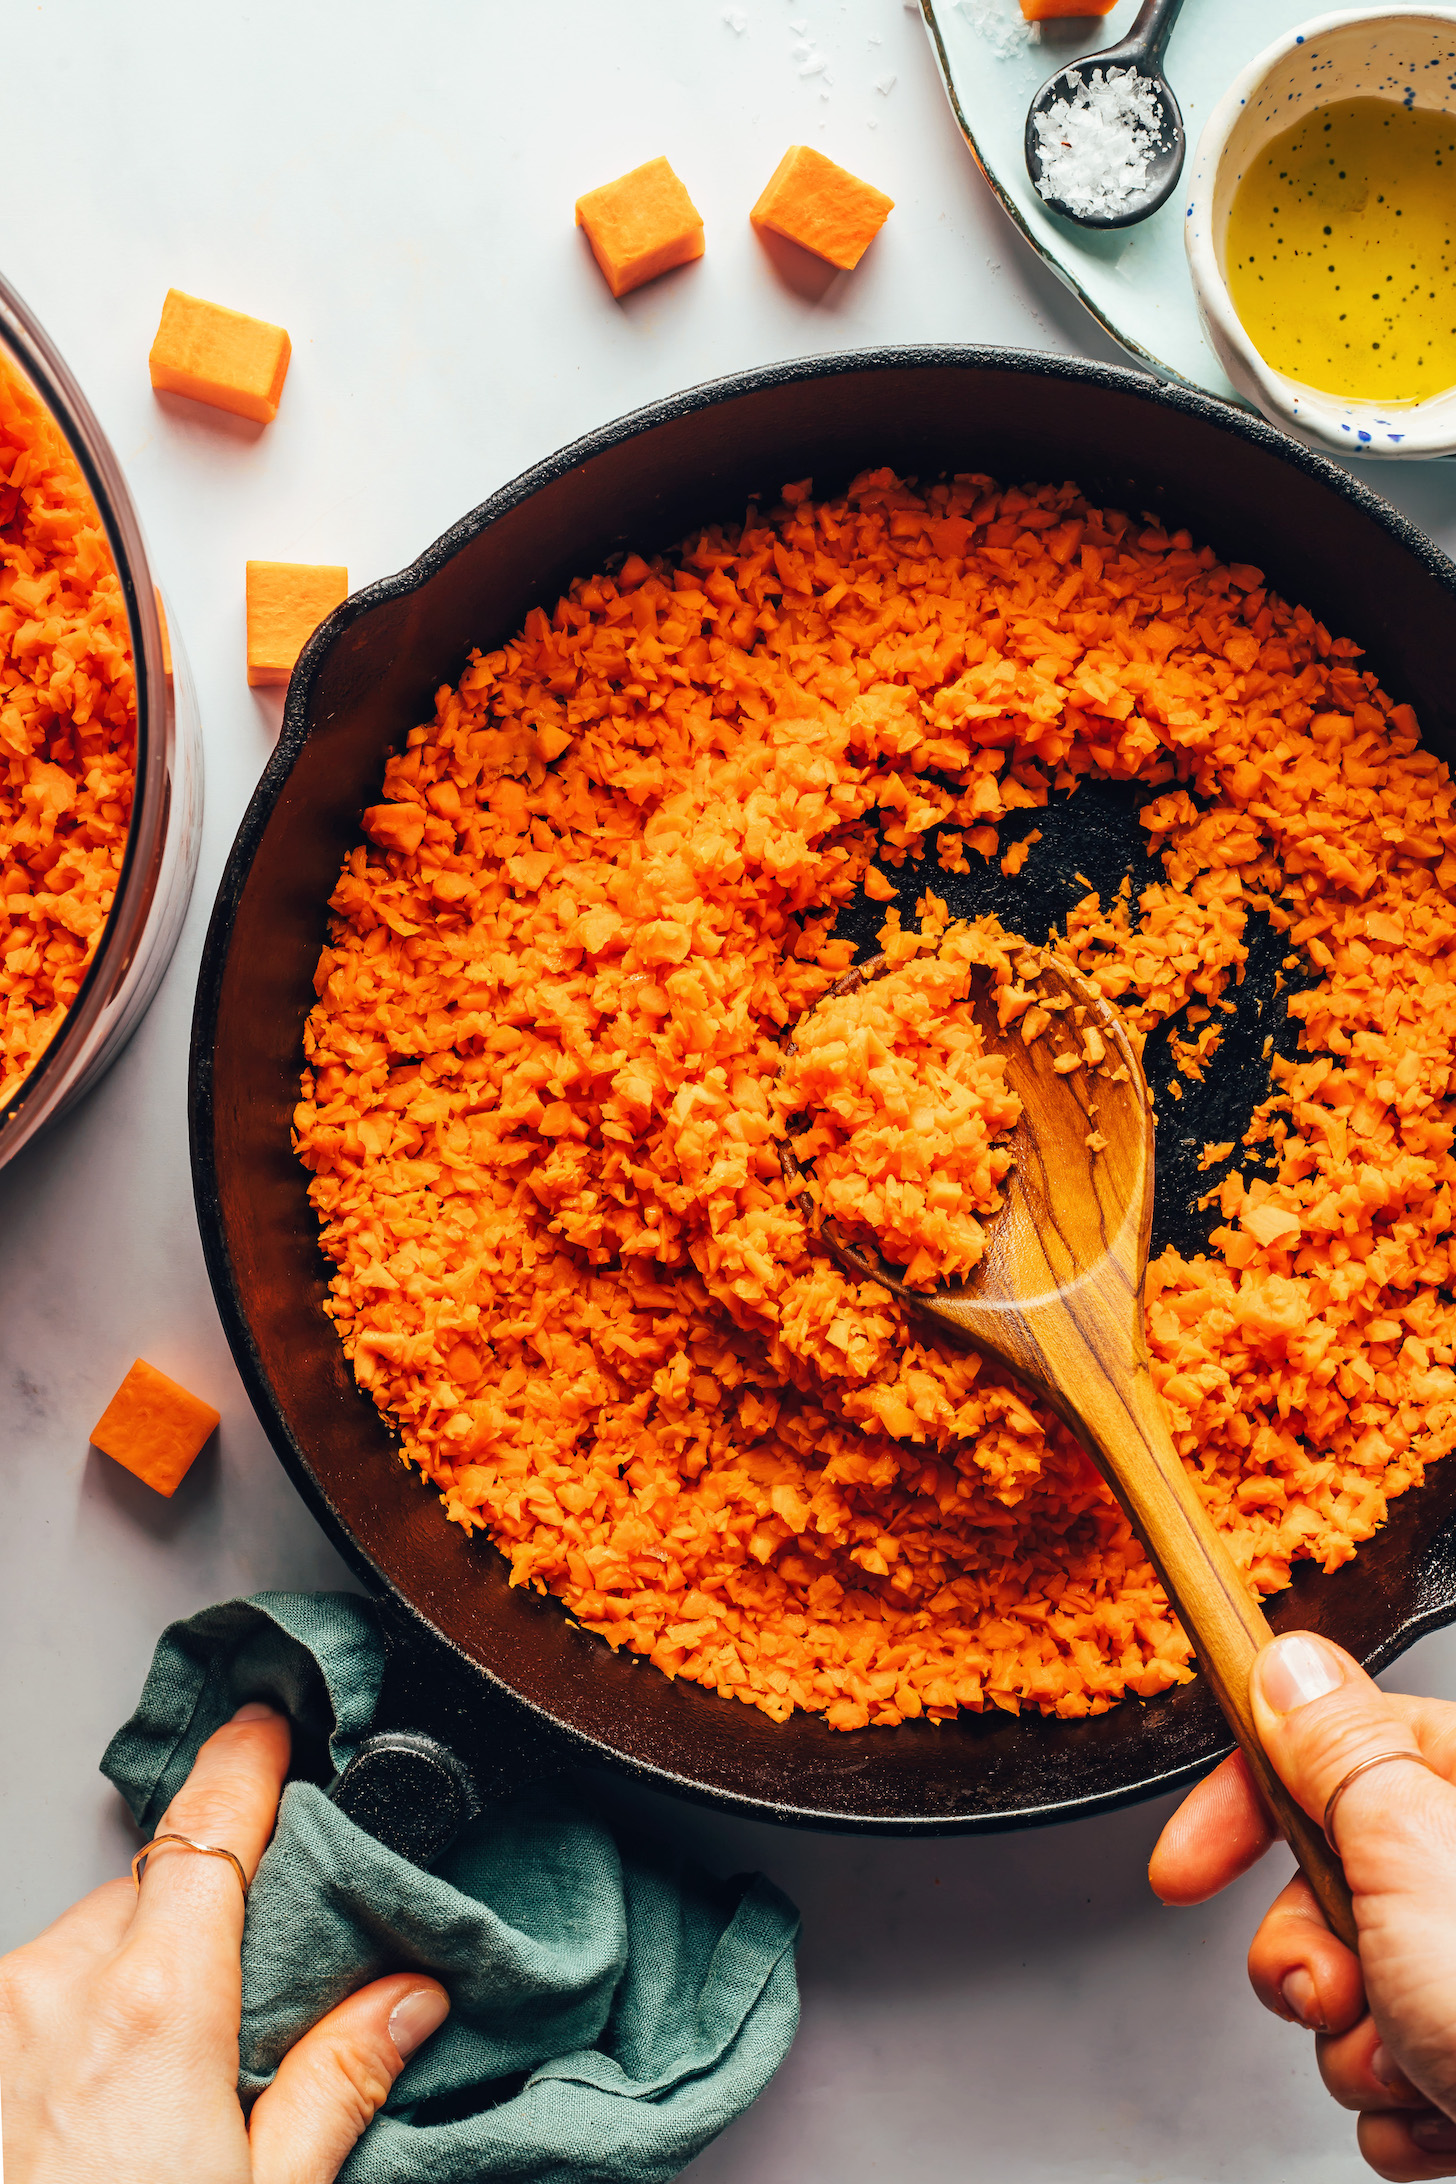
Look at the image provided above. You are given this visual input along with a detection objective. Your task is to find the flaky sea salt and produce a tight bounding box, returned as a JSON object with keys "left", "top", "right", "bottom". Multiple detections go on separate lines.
{"left": 954, "top": 0, "right": 1031, "bottom": 63}
{"left": 1032, "top": 67, "right": 1164, "bottom": 218}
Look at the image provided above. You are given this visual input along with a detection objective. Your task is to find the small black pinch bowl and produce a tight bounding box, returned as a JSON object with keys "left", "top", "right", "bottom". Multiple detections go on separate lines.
{"left": 192, "top": 347, "right": 1456, "bottom": 1835}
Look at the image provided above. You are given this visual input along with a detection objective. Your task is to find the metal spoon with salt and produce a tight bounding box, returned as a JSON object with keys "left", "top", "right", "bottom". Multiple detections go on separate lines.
{"left": 1024, "top": 0, "right": 1189, "bottom": 230}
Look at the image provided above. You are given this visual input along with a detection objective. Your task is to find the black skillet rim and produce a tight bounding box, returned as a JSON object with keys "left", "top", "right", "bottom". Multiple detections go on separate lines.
{"left": 190, "top": 342, "right": 1456, "bottom": 1833}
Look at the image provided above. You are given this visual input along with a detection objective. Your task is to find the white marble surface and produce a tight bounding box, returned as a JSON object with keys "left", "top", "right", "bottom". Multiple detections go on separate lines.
{"left": 2, "top": 4, "right": 1456, "bottom": 2179}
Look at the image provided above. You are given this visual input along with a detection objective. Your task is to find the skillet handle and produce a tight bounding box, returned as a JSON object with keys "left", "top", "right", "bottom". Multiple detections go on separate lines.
{"left": 327, "top": 1729, "right": 482, "bottom": 1868}
{"left": 344, "top": 1595, "right": 575, "bottom": 1861}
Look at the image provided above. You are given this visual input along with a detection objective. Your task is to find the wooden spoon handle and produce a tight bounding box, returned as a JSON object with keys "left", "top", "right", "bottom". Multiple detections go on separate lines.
{"left": 1068, "top": 1356, "right": 1358, "bottom": 1950}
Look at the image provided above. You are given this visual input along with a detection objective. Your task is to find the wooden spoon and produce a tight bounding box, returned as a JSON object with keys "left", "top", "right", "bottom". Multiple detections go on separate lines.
{"left": 782, "top": 945, "right": 1356, "bottom": 1948}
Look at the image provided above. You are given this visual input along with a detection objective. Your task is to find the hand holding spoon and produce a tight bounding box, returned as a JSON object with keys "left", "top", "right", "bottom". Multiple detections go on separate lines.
{"left": 1025, "top": 0, "right": 1189, "bottom": 229}
{"left": 783, "top": 945, "right": 1357, "bottom": 1948}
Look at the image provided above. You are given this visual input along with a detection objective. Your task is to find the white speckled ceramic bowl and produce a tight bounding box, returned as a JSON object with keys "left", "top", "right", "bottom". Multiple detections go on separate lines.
{"left": 1185, "top": 7, "right": 1456, "bottom": 457}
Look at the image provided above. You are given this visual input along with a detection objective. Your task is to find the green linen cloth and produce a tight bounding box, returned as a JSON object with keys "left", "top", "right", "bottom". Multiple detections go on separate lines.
{"left": 101, "top": 1592, "right": 800, "bottom": 2184}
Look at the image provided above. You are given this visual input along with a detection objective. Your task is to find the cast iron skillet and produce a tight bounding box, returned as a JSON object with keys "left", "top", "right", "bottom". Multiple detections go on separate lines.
{"left": 191, "top": 346, "right": 1456, "bottom": 1834}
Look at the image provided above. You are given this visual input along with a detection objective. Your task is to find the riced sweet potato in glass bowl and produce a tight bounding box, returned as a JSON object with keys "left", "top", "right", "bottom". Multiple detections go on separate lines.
{"left": 0, "top": 271, "right": 200, "bottom": 1172}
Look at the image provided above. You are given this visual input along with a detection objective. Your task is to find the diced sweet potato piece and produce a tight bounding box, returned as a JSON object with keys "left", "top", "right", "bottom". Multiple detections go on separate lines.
{"left": 363, "top": 803, "right": 426, "bottom": 857}
{"left": 750, "top": 145, "right": 893, "bottom": 271}
{"left": 575, "top": 157, "right": 705, "bottom": 299}
{"left": 1021, "top": 0, "right": 1116, "bottom": 18}
{"left": 148, "top": 290, "right": 292, "bottom": 425}
{"left": 91, "top": 1360, "right": 220, "bottom": 1497}
{"left": 246, "top": 561, "right": 348, "bottom": 688}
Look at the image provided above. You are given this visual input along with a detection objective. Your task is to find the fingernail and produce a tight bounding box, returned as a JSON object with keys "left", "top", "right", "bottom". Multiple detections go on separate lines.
{"left": 231, "top": 1700, "right": 278, "bottom": 1722}
{"left": 1280, "top": 1968, "right": 1325, "bottom": 2030}
{"left": 388, "top": 1985, "right": 449, "bottom": 2061}
{"left": 1410, "top": 2111, "right": 1456, "bottom": 2151}
{"left": 1256, "top": 1634, "right": 1345, "bottom": 1715}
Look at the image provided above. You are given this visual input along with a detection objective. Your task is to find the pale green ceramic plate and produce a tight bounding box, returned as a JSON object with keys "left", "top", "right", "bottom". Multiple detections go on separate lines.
{"left": 917, "top": 0, "right": 1306, "bottom": 400}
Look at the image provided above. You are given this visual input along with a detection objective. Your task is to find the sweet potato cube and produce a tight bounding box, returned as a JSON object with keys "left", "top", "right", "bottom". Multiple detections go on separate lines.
{"left": 575, "top": 157, "right": 705, "bottom": 299}
{"left": 246, "top": 561, "right": 348, "bottom": 687}
{"left": 91, "top": 1360, "right": 219, "bottom": 1497}
{"left": 148, "top": 290, "right": 292, "bottom": 425}
{"left": 751, "top": 145, "right": 894, "bottom": 271}
{"left": 363, "top": 803, "right": 426, "bottom": 857}
{"left": 1020, "top": 0, "right": 1115, "bottom": 19}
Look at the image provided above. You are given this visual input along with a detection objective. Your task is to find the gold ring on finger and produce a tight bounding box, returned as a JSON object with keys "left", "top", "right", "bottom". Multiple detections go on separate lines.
{"left": 131, "top": 1832, "right": 249, "bottom": 1902}
{"left": 1322, "top": 1751, "right": 1431, "bottom": 1849}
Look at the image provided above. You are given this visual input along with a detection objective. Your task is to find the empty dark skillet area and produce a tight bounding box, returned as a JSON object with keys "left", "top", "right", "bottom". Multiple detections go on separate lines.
{"left": 191, "top": 347, "right": 1456, "bottom": 1832}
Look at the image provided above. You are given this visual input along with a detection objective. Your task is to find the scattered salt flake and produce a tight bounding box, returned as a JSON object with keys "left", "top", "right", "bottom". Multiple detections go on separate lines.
{"left": 1086, "top": 1130, "right": 1108, "bottom": 1153}
{"left": 789, "top": 14, "right": 808, "bottom": 27}
{"left": 723, "top": 4, "right": 748, "bottom": 28}
{"left": 1052, "top": 1052, "right": 1082, "bottom": 1075}
{"left": 954, "top": 0, "right": 1031, "bottom": 62}
{"left": 793, "top": 37, "right": 811, "bottom": 56}
{"left": 876, "top": 72, "right": 898, "bottom": 92}
{"left": 1032, "top": 67, "right": 1165, "bottom": 220}
{"left": 800, "top": 53, "right": 827, "bottom": 74}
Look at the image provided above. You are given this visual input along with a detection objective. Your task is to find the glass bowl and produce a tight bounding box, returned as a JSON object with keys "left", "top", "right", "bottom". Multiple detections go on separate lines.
{"left": 0, "top": 270, "right": 201, "bottom": 1171}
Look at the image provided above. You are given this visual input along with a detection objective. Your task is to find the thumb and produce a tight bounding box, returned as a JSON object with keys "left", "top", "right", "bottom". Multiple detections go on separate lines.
{"left": 1251, "top": 1633, "right": 1447, "bottom": 1868}
{"left": 248, "top": 1973, "right": 450, "bottom": 2184}
{"left": 1253, "top": 1632, "right": 1456, "bottom": 2107}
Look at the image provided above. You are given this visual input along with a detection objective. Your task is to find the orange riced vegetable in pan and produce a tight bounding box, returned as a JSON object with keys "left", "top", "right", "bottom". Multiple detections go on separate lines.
{"left": 0, "top": 360, "right": 135, "bottom": 1111}
{"left": 295, "top": 467, "right": 1456, "bottom": 1729}
{"left": 778, "top": 921, "right": 1022, "bottom": 1289}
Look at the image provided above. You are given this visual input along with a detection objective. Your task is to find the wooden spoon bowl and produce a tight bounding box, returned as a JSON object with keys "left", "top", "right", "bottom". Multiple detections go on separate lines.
{"left": 782, "top": 942, "right": 1356, "bottom": 1944}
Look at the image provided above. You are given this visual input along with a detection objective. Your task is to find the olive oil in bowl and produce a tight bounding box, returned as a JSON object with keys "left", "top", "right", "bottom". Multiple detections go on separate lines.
{"left": 1225, "top": 97, "right": 1456, "bottom": 402}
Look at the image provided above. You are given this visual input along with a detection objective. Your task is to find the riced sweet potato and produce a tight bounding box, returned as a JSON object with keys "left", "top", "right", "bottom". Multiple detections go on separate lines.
{"left": 0, "top": 360, "right": 135, "bottom": 1111}
{"left": 294, "top": 469, "right": 1456, "bottom": 1730}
